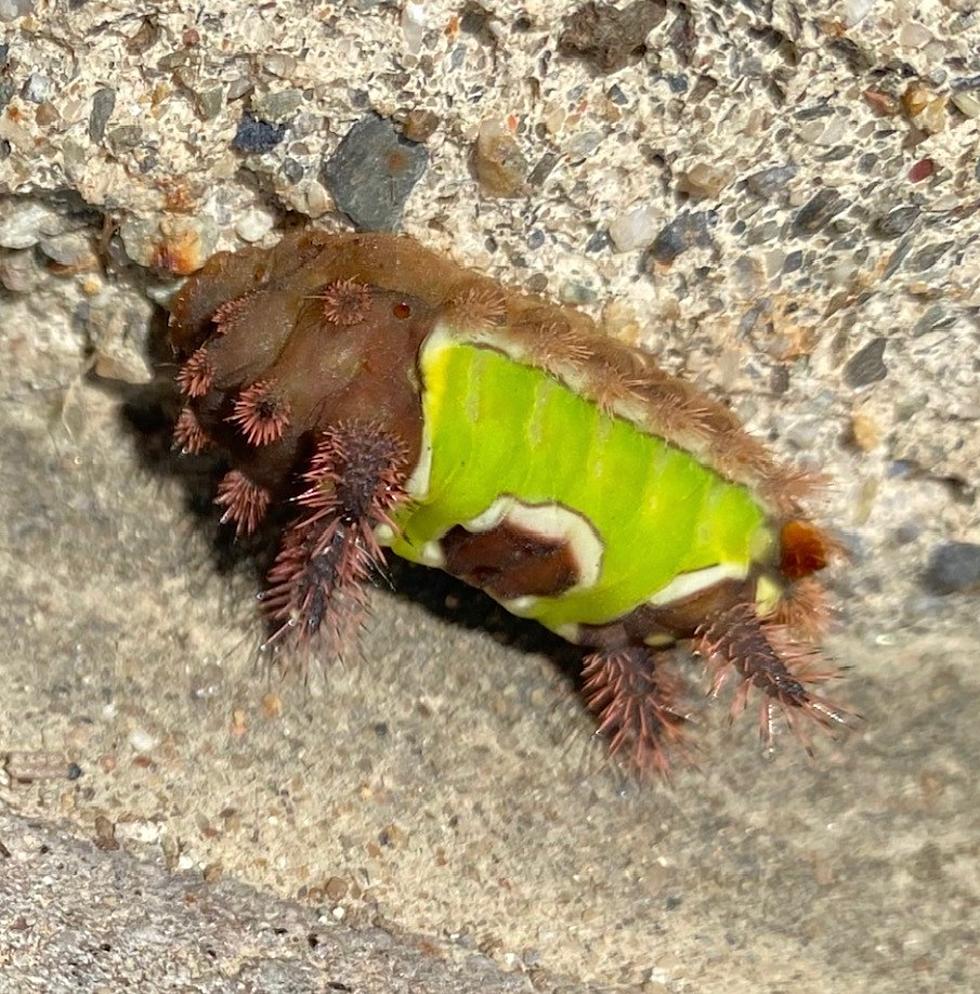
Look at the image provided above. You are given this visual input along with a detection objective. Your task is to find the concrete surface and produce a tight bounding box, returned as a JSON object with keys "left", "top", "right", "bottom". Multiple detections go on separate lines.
{"left": 2, "top": 2, "right": 979, "bottom": 992}
{"left": 1, "top": 347, "right": 977, "bottom": 993}
{"left": 0, "top": 808, "right": 540, "bottom": 993}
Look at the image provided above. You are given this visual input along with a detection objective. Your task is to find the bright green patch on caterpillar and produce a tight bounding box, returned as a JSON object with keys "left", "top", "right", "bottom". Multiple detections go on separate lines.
{"left": 386, "top": 329, "right": 773, "bottom": 635}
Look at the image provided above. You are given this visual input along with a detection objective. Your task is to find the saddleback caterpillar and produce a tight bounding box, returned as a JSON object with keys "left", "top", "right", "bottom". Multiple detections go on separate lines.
{"left": 169, "top": 230, "right": 851, "bottom": 777}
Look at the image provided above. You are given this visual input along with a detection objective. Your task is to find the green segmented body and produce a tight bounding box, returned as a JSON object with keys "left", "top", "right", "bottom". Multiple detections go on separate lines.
{"left": 386, "top": 328, "right": 774, "bottom": 637}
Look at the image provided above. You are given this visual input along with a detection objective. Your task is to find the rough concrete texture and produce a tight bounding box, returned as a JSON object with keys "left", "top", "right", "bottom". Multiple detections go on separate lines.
{"left": 1, "top": 2, "right": 979, "bottom": 992}
{"left": 0, "top": 809, "right": 540, "bottom": 993}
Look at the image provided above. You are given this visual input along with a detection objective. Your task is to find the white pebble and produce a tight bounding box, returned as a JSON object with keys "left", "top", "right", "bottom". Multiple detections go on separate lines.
{"left": 843, "top": 0, "right": 875, "bottom": 27}
{"left": 0, "top": 200, "right": 62, "bottom": 249}
{"left": 235, "top": 209, "right": 274, "bottom": 243}
{"left": 401, "top": 1, "right": 427, "bottom": 54}
{"left": 128, "top": 728, "right": 158, "bottom": 753}
{"left": 608, "top": 204, "right": 659, "bottom": 253}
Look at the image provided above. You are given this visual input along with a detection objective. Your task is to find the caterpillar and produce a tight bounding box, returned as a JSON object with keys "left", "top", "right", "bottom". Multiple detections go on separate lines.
{"left": 168, "top": 229, "right": 851, "bottom": 776}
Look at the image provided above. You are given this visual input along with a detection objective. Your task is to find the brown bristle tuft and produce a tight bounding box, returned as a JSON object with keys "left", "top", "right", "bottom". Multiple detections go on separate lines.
{"left": 176, "top": 346, "right": 215, "bottom": 398}
{"left": 214, "top": 470, "right": 270, "bottom": 537}
{"left": 261, "top": 422, "right": 409, "bottom": 653}
{"left": 638, "top": 389, "right": 715, "bottom": 442}
{"left": 693, "top": 604, "right": 852, "bottom": 752}
{"left": 449, "top": 286, "right": 508, "bottom": 329}
{"left": 765, "top": 468, "right": 828, "bottom": 511}
{"left": 173, "top": 406, "right": 210, "bottom": 454}
{"left": 524, "top": 322, "right": 594, "bottom": 370}
{"left": 582, "top": 647, "right": 691, "bottom": 779}
{"left": 228, "top": 379, "right": 292, "bottom": 447}
{"left": 210, "top": 291, "right": 257, "bottom": 333}
{"left": 314, "top": 278, "right": 372, "bottom": 326}
{"left": 299, "top": 422, "right": 408, "bottom": 528}
{"left": 768, "top": 577, "right": 832, "bottom": 642}
{"left": 261, "top": 516, "right": 372, "bottom": 657}
{"left": 589, "top": 362, "right": 645, "bottom": 415}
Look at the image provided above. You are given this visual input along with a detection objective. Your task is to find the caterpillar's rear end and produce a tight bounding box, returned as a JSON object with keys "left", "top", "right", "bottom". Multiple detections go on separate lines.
{"left": 168, "top": 230, "right": 851, "bottom": 778}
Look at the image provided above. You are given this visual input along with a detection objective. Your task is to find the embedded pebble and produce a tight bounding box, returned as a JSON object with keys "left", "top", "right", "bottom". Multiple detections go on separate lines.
{"left": 402, "top": 109, "right": 440, "bottom": 143}
{"left": 232, "top": 112, "right": 287, "bottom": 153}
{"left": 22, "top": 72, "right": 51, "bottom": 103}
{"left": 0, "top": 199, "right": 64, "bottom": 249}
{"left": 88, "top": 86, "right": 116, "bottom": 145}
{"left": 951, "top": 91, "right": 980, "bottom": 118}
{"left": 120, "top": 214, "right": 219, "bottom": 275}
{"left": 194, "top": 86, "right": 224, "bottom": 121}
{"left": 647, "top": 211, "right": 715, "bottom": 265}
{"left": 843, "top": 337, "right": 888, "bottom": 388}
{"left": 128, "top": 728, "right": 159, "bottom": 753}
{"left": 875, "top": 206, "right": 919, "bottom": 239}
{"left": 234, "top": 208, "right": 275, "bottom": 243}
{"left": 921, "top": 543, "right": 980, "bottom": 595}
{"left": 909, "top": 241, "right": 953, "bottom": 272}
{"left": 472, "top": 120, "right": 528, "bottom": 199}
{"left": 744, "top": 164, "right": 797, "bottom": 200}
{"left": 401, "top": 1, "right": 427, "bottom": 54}
{"left": 0, "top": 247, "right": 43, "bottom": 291}
{"left": 793, "top": 189, "right": 849, "bottom": 236}
{"left": 86, "top": 287, "right": 157, "bottom": 384}
{"left": 252, "top": 89, "right": 302, "bottom": 124}
{"left": 908, "top": 157, "right": 936, "bottom": 182}
{"left": 677, "top": 162, "right": 731, "bottom": 200}
{"left": 843, "top": 0, "right": 875, "bottom": 26}
{"left": 38, "top": 231, "right": 97, "bottom": 268}
{"left": 0, "top": 0, "right": 34, "bottom": 20}
{"left": 608, "top": 204, "right": 659, "bottom": 252}
{"left": 565, "top": 130, "right": 603, "bottom": 161}
{"left": 899, "top": 22, "right": 933, "bottom": 49}
{"left": 559, "top": 1, "right": 667, "bottom": 74}
{"left": 321, "top": 114, "right": 428, "bottom": 230}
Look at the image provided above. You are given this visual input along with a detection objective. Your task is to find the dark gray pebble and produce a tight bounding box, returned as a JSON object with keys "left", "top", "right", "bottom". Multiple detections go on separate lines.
{"left": 912, "top": 304, "right": 954, "bottom": 336}
{"left": 322, "top": 114, "right": 428, "bottom": 231}
{"left": 585, "top": 229, "right": 610, "bottom": 253}
{"left": 232, "top": 112, "right": 287, "bottom": 154}
{"left": 88, "top": 88, "right": 116, "bottom": 144}
{"left": 746, "top": 220, "right": 779, "bottom": 245}
{"left": 744, "top": 164, "right": 797, "bottom": 199}
{"left": 793, "top": 188, "right": 849, "bottom": 236}
{"left": 528, "top": 152, "right": 559, "bottom": 187}
{"left": 883, "top": 235, "right": 914, "bottom": 279}
{"left": 875, "top": 205, "right": 919, "bottom": 238}
{"left": 281, "top": 157, "right": 304, "bottom": 184}
{"left": 921, "top": 542, "right": 980, "bottom": 595}
{"left": 909, "top": 241, "right": 953, "bottom": 272}
{"left": 783, "top": 249, "right": 804, "bottom": 273}
{"left": 647, "top": 211, "right": 716, "bottom": 265}
{"left": 843, "top": 337, "right": 887, "bottom": 387}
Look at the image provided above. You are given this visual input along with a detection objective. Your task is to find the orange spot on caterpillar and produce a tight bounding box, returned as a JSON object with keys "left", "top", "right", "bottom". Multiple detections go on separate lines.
{"left": 780, "top": 519, "right": 834, "bottom": 579}
{"left": 228, "top": 380, "right": 291, "bottom": 447}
